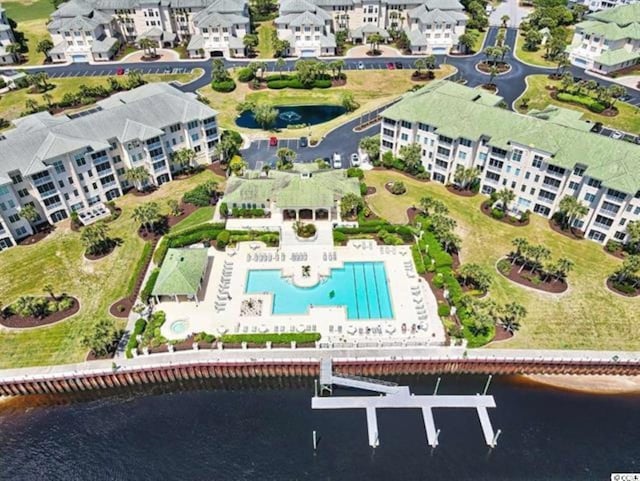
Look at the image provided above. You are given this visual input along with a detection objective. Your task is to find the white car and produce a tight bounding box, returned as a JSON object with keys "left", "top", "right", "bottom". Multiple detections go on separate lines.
{"left": 332, "top": 152, "right": 342, "bottom": 169}
{"left": 611, "top": 130, "right": 623, "bottom": 139}
{"left": 351, "top": 153, "right": 360, "bottom": 166}
{"left": 357, "top": 61, "right": 365, "bottom": 70}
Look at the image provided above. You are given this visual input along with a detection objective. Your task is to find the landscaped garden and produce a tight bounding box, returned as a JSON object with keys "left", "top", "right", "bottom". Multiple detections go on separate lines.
{"left": 0, "top": 169, "right": 223, "bottom": 369}
{"left": 516, "top": 75, "right": 640, "bottom": 134}
{"left": 2, "top": 0, "right": 54, "bottom": 65}
{"left": 197, "top": 65, "right": 456, "bottom": 139}
{"left": 363, "top": 169, "right": 639, "bottom": 350}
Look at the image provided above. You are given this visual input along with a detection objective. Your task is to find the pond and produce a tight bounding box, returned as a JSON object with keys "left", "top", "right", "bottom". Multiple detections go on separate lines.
{"left": 235, "top": 104, "right": 346, "bottom": 130}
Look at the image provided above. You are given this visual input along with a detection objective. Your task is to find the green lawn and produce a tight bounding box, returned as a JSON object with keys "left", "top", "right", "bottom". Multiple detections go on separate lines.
{"left": 517, "top": 75, "right": 640, "bottom": 134}
{"left": 0, "top": 71, "right": 203, "bottom": 126}
{"left": 467, "top": 28, "right": 488, "bottom": 54}
{"left": 364, "top": 170, "right": 640, "bottom": 351}
{"left": 198, "top": 65, "right": 456, "bottom": 139}
{"left": 2, "top": 0, "right": 53, "bottom": 22}
{"left": 514, "top": 33, "right": 556, "bottom": 68}
{"left": 172, "top": 206, "right": 215, "bottom": 232}
{"left": 0, "top": 170, "right": 223, "bottom": 369}
{"left": 256, "top": 21, "right": 275, "bottom": 59}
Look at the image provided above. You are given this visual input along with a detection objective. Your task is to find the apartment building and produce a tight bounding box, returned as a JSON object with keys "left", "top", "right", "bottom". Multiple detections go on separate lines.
{"left": 571, "top": 0, "right": 637, "bottom": 13}
{"left": 47, "top": 0, "right": 250, "bottom": 63}
{"left": 0, "top": 5, "right": 17, "bottom": 65}
{"left": 0, "top": 83, "right": 219, "bottom": 251}
{"left": 275, "top": 0, "right": 467, "bottom": 57}
{"left": 567, "top": 3, "right": 640, "bottom": 73}
{"left": 379, "top": 80, "right": 640, "bottom": 245}
{"left": 274, "top": 0, "right": 336, "bottom": 57}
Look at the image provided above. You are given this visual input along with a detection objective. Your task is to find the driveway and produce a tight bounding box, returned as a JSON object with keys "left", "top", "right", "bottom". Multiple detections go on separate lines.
{"left": 489, "top": 0, "right": 532, "bottom": 27}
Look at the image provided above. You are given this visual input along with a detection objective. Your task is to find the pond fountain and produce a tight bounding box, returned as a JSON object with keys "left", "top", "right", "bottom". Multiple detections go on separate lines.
{"left": 236, "top": 105, "right": 347, "bottom": 130}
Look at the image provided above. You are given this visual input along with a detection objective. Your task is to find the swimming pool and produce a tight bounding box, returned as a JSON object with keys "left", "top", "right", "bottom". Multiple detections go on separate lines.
{"left": 244, "top": 262, "right": 393, "bottom": 319}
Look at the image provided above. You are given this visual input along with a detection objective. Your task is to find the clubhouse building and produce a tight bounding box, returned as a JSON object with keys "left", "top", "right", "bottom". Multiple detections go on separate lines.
{"left": 0, "top": 83, "right": 218, "bottom": 251}
{"left": 379, "top": 80, "right": 640, "bottom": 245}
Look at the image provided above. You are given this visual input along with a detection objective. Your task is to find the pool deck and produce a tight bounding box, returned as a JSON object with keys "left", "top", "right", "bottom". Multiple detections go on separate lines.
{"left": 158, "top": 240, "right": 446, "bottom": 345}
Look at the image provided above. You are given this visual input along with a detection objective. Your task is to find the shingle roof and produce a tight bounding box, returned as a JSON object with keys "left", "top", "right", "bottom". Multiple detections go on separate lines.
{"left": 576, "top": 19, "right": 640, "bottom": 41}
{"left": 381, "top": 80, "right": 640, "bottom": 195}
{"left": 91, "top": 36, "right": 118, "bottom": 53}
{"left": 424, "top": 0, "right": 464, "bottom": 11}
{"left": 404, "top": 27, "right": 428, "bottom": 46}
{"left": 526, "top": 105, "right": 594, "bottom": 132}
{"left": 409, "top": 6, "right": 466, "bottom": 24}
{"left": 288, "top": 10, "right": 326, "bottom": 27}
{"left": 223, "top": 164, "right": 360, "bottom": 209}
{"left": 0, "top": 83, "right": 217, "bottom": 177}
{"left": 152, "top": 248, "right": 209, "bottom": 296}
{"left": 350, "top": 24, "right": 390, "bottom": 39}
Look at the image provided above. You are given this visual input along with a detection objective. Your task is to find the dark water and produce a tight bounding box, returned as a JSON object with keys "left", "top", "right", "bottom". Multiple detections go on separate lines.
{"left": 235, "top": 105, "right": 346, "bottom": 129}
{"left": 1, "top": 375, "right": 639, "bottom": 481}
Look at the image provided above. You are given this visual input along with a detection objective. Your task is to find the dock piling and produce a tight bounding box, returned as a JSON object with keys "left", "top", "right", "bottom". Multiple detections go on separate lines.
{"left": 433, "top": 376, "right": 441, "bottom": 395}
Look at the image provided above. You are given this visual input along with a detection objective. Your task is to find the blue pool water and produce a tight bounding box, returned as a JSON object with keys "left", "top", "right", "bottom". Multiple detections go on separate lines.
{"left": 245, "top": 262, "right": 393, "bottom": 319}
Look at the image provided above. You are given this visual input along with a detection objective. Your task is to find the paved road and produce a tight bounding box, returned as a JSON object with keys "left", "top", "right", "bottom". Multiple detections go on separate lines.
{"left": 1, "top": 27, "right": 638, "bottom": 161}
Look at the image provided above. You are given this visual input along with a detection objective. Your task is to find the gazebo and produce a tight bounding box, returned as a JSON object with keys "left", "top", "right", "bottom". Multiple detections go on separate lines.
{"left": 152, "top": 248, "right": 209, "bottom": 304}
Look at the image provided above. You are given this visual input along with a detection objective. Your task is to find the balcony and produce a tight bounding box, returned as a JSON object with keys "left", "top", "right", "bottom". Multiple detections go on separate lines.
{"left": 146, "top": 141, "right": 161, "bottom": 150}
{"left": 45, "top": 201, "right": 63, "bottom": 210}
{"left": 100, "top": 180, "right": 117, "bottom": 189}
{"left": 32, "top": 175, "right": 52, "bottom": 187}
{"left": 593, "top": 222, "right": 613, "bottom": 231}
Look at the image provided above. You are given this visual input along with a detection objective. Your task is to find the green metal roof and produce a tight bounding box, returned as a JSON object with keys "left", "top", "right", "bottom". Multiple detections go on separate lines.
{"left": 595, "top": 48, "right": 640, "bottom": 66}
{"left": 380, "top": 80, "right": 640, "bottom": 195}
{"left": 152, "top": 248, "right": 208, "bottom": 297}
{"left": 576, "top": 19, "right": 640, "bottom": 41}
{"left": 223, "top": 164, "right": 361, "bottom": 209}
{"left": 526, "top": 106, "right": 594, "bottom": 132}
{"left": 586, "top": 3, "right": 640, "bottom": 27}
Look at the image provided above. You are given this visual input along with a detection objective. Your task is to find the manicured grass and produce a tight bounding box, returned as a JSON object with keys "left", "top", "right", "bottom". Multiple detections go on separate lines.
{"left": 171, "top": 206, "right": 215, "bottom": 232}
{"left": 0, "top": 170, "right": 224, "bottom": 369}
{"left": 198, "top": 65, "right": 456, "bottom": 139}
{"left": 467, "top": 28, "right": 488, "bottom": 54}
{"left": 2, "top": 0, "right": 54, "bottom": 22}
{"left": 0, "top": 71, "right": 203, "bottom": 126}
{"left": 256, "top": 21, "right": 275, "bottom": 59}
{"left": 514, "top": 33, "right": 556, "bottom": 68}
{"left": 516, "top": 75, "right": 640, "bottom": 134}
{"left": 364, "top": 170, "right": 639, "bottom": 351}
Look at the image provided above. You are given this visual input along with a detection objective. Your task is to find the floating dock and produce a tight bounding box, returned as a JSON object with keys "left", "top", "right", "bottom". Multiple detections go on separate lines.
{"left": 313, "top": 358, "right": 500, "bottom": 448}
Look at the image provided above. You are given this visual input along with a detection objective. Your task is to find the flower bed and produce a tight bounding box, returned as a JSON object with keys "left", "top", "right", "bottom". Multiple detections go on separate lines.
{"left": 480, "top": 201, "right": 529, "bottom": 226}
{"left": 606, "top": 278, "right": 640, "bottom": 297}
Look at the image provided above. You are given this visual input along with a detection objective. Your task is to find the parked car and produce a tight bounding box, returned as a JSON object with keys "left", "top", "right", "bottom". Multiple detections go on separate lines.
{"left": 611, "top": 130, "right": 623, "bottom": 139}
{"left": 116, "top": 67, "right": 124, "bottom": 75}
{"left": 386, "top": 62, "right": 395, "bottom": 70}
{"left": 351, "top": 153, "right": 360, "bottom": 166}
{"left": 357, "top": 61, "right": 365, "bottom": 70}
{"left": 269, "top": 136, "right": 278, "bottom": 146}
{"left": 163, "top": 67, "right": 171, "bottom": 74}
{"left": 395, "top": 62, "right": 403, "bottom": 69}
{"left": 299, "top": 136, "right": 308, "bottom": 148}
{"left": 332, "top": 152, "right": 342, "bottom": 169}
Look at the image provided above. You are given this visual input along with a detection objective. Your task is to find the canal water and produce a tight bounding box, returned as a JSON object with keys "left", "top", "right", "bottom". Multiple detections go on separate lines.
{"left": 0, "top": 375, "right": 638, "bottom": 480}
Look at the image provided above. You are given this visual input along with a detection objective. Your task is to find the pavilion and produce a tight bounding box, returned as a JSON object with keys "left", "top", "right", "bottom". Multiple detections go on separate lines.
{"left": 223, "top": 163, "right": 361, "bottom": 221}
{"left": 151, "top": 248, "right": 209, "bottom": 304}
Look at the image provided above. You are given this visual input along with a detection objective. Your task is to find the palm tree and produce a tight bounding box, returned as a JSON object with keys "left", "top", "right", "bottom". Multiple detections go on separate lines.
{"left": 501, "top": 15, "right": 510, "bottom": 28}
{"left": 124, "top": 166, "right": 151, "bottom": 191}
{"left": 557, "top": 195, "right": 588, "bottom": 231}
{"left": 555, "top": 54, "right": 571, "bottom": 77}
{"left": 5, "top": 43, "right": 21, "bottom": 63}
{"left": 19, "top": 204, "right": 40, "bottom": 226}
{"left": 42, "top": 92, "right": 53, "bottom": 109}
{"left": 529, "top": 245, "right": 551, "bottom": 274}
{"left": 626, "top": 220, "right": 640, "bottom": 254}
{"left": 500, "top": 302, "right": 526, "bottom": 334}
{"left": 495, "top": 188, "right": 515, "bottom": 213}
{"left": 25, "top": 98, "right": 39, "bottom": 113}
{"left": 170, "top": 148, "right": 197, "bottom": 172}
{"left": 510, "top": 237, "right": 529, "bottom": 265}
{"left": 414, "top": 58, "right": 426, "bottom": 75}
{"left": 81, "top": 221, "right": 111, "bottom": 255}
{"left": 276, "top": 57, "right": 286, "bottom": 77}
{"left": 487, "top": 65, "right": 499, "bottom": 86}
{"left": 43, "top": 284, "right": 56, "bottom": 300}
{"left": 132, "top": 202, "right": 161, "bottom": 232}
{"left": 139, "top": 37, "right": 154, "bottom": 57}
{"left": 553, "top": 257, "right": 574, "bottom": 283}
{"left": 367, "top": 33, "right": 384, "bottom": 54}
{"left": 167, "top": 199, "right": 182, "bottom": 217}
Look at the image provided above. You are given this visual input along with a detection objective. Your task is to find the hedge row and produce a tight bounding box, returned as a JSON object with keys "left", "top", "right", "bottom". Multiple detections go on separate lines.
{"left": 265, "top": 75, "right": 332, "bottom": 90}
{"left": 231, "top": 208, "right": 266, "bottom": 218}
{"left": 140, "top": 268, "right": 160, "bottom": 303}
{"left": 220, "top": 333, "right": 321, "bottom": 344}
{"left": 183, "top": 184, "right": 214, "bottom": 207}
{"left": 125, "top": 318, "right": 147, "bottom": 359}
{"left": 127, "top": 242, "right": 153, "bottom": 296}
{"left": 557, "top": 92, "right": 606, "bottom": 113}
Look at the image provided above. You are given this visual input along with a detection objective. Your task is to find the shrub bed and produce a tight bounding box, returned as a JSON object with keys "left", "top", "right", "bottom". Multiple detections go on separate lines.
{"left": 140, "top": 268, "right": 160, "bottom": 303}
{"left": 125, "top": 318, "right": 147, "bottom": 358}
{"left": 212, "top": 79, "right": 236, "bottom": 92}
{"left": 220, "top": 333, "right": 321, "bottom": 344}
{"left": 556, "top": 92, "right": 606, "bottom": 113}
{"left": 231, "top": 207, "right": 266, "bottom": 218}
